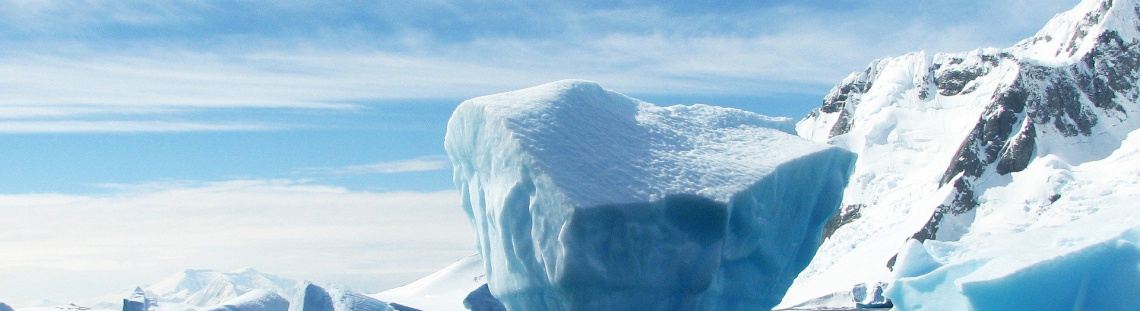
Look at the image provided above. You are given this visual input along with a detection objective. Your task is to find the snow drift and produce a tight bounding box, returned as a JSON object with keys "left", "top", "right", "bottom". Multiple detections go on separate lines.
{"left": 445, "top": 80, "right": 856, "bottom": 311}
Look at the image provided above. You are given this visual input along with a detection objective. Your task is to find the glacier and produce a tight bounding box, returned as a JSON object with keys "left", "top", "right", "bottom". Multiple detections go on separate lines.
{"left": 444, "top": 79, "right": 856, "bottom": 311}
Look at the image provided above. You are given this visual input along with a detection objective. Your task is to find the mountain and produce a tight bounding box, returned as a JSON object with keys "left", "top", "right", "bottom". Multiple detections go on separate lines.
{"left": 146, "top": 268, "right": 301, "bottom": 308}
{"left": 784, "top": 0, "right": 1140, "bottom": 307}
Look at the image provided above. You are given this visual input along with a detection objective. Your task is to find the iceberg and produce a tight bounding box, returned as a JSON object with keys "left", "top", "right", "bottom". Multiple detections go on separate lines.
{"left": 886, "top": 206, "right": 1140, "bottom": 311}
{"left": 851, "top": 282, "right": 891, "bottom": 309}
{"left": 445, "top": 80, "right": 856, "bottom": 311}
{"left": 123, "top": 287, "right": 151, "bottom": 311}
{"left": 291, "top": 284, "right": 392, "bottom": 311}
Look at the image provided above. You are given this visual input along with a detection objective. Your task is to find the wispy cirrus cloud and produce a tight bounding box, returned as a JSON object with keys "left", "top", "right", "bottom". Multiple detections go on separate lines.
{"left": 0, "top": 120, "right": 279, "bottom": 133}
{"left": 299, "top": 156, "right": 452, "bottom": 175}
{"left": 0, "top": 0, "right": 1081, "bottom": 133}
{"left": 337, "top": 156, "right": 451, "bottom": 174}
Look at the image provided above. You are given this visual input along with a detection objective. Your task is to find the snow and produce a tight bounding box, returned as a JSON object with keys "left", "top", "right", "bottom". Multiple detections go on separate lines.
{"left": 147, "top": 268, "right": 299, "bottom": 308}
{"left": 784, "top": 0, "right": 1140, "bottom": 308}
{"left": 203, "top": 290, "right": 288, "bottom": 311}
{"left": 885, "top": 129, "right": 1140, "bottom": 310}
{"left": 784, "top": 49, "right": 1007, "bottom": 308}
{"left": 1016, "top": 0, "right": 1140, "bottom": 65}
{"left": 372, "top": 255, "right": 486, "bottom": 311}
{"left": 445, "top": 80, "right": 856, "bottom": 311}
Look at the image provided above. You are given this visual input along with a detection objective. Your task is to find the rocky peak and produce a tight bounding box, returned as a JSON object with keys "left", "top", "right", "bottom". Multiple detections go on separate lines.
{"left": 1016, "top": 0, "right": 1140, "bottom": 63}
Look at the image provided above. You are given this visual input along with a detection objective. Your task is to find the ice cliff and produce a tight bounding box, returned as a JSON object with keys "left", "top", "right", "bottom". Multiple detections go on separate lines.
{"left": 444, "top": 80, "right": 856, "bottom": 311}
{"left": 785, "top": 0, "right": 1140, "bottom": 309}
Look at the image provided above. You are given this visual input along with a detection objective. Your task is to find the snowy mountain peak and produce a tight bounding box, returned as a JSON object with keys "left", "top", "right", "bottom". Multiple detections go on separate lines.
{"left": 1016, "top": 0, "right": 1140, "bottom": 63}
{"left": 786, "top": 0, "right": 1140, "bottom": 307}
{"left": 145, "top": 268, "right": 300, "bottom": 307}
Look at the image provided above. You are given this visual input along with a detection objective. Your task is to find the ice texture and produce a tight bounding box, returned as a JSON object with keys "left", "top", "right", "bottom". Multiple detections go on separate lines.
{"left": 851, "top": 282, "right": 891, "bottom": 308}
{"left": 445, "top": 80, "right": 856, "bottom": 311}
{"left": 462, "top": 285, "right": 505, "bottom": 311}
{"left": 291, "top": 284, "right": 392, "bottom": 311}
{"left": 0, "top": 303, "right": 11, "bottom": 311}
{"left": 887, "top": 221, "right": 1140, "bottom": 310}
{"left": 204, "top": 290, "right": 288, "bottom": 311}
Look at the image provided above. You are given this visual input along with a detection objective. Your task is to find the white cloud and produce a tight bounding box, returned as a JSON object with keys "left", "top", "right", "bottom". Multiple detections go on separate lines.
{"left": 332, "top": 156, "right": 451, "bottom": 174}
{"left": 0, "top": 0, "right": 1080, "bottom": 131}
{"left": 0, "top": 179, "right": 475, "bottom": 304}
{"left": 0, "top": 120, "right": 278, "bottom": 133}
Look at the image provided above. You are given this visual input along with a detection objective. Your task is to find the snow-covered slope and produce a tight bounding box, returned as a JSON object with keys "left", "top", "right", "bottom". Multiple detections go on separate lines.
{"left": 372, "top": 255, "right": 486, "bottom": 311}
{"left": 445, "top": 80, "right": 856, "bottom": 311}
{"left": 785, "top": 0, "right": 1140, "bottom": 308}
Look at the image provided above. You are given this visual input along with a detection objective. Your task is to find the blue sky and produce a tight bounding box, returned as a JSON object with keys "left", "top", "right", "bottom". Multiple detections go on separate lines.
{"left": 0, "top": 0, "right": 1081, "bottom": 305}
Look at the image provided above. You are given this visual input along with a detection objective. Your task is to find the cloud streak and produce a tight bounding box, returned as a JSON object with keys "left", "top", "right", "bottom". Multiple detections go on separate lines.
{"left": 333, "top": 156, "right": 451, "bottom": 175}
{"left": 0, "top": 0, "right": 1081, "bottom": 133}
{"left": 0, "top": 120, "right": 278, "bottom": 133}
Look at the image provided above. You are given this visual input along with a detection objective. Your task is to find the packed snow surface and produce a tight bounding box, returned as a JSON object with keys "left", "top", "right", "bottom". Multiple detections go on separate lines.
{"left": 445, "top": 80, "right": 856, "bottom": 311}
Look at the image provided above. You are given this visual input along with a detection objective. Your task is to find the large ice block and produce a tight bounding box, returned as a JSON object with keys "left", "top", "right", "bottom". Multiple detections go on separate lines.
{"left": 445, "top": 80, "right": 856, "bottom": 311}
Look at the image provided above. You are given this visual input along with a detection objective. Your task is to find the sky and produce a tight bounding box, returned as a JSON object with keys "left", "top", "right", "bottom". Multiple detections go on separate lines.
{"left": 0, "top": 0, "right": 1082, "bottom": 306}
